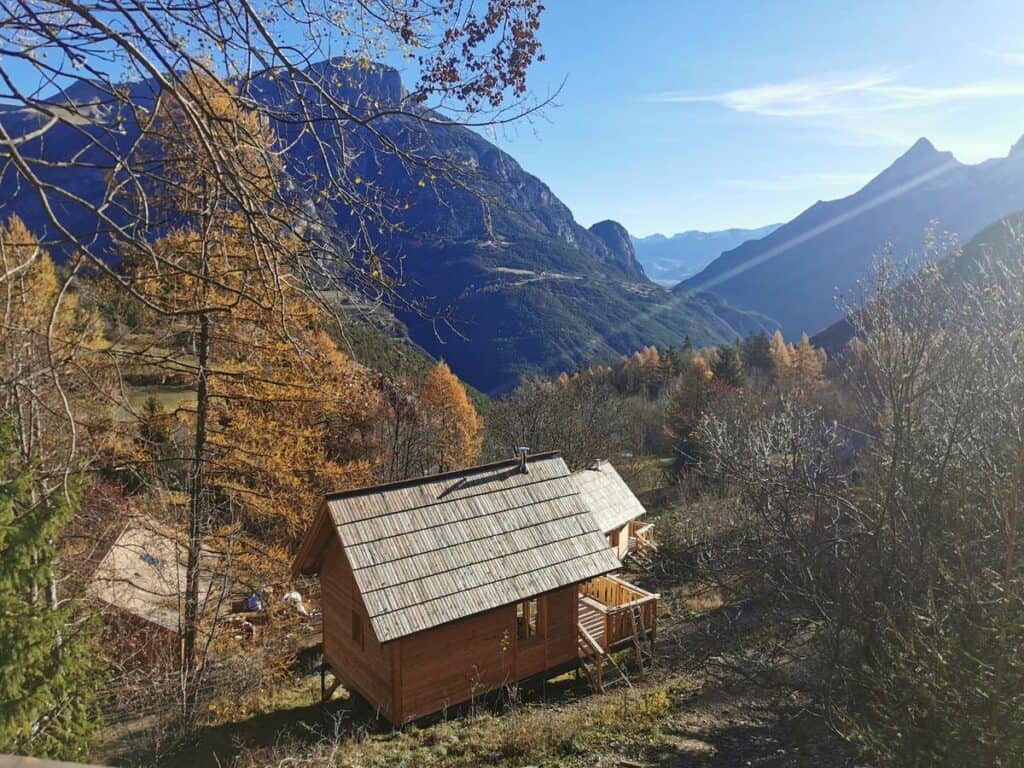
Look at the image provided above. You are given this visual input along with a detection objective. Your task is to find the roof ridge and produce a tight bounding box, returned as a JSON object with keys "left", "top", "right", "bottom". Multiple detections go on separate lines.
{"left": 324, "top": 451, "right": 562, "bottom": 501}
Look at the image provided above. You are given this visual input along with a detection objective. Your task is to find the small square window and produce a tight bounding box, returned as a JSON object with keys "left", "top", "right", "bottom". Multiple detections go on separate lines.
{"left": 351, "top": 610, "right": 364, "bottom": 650}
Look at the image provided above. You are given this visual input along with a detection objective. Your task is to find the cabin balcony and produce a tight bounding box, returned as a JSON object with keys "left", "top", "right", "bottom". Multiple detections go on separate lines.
{"left": 577, "top": 574, "right": 658, "bottom": 654}
{"left": 627, "top": 519, "right": 656, "bottom": 560}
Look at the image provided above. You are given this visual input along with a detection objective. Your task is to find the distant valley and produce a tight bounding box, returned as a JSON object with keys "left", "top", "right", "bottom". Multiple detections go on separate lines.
{"left": 632, "top": 224, "right": 780, "bottom": 286}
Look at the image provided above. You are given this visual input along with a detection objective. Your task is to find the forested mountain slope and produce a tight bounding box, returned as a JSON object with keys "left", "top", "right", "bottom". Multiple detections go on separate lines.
{"left": 813, "top": 209, "right": 1024, "bottom": 354}
{"left": 0, "top": 59, "right": 767, "bottom": 393}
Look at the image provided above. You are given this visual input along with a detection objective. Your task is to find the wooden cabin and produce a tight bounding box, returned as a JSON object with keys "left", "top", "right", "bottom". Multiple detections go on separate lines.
{"left": 292, "top": 451, "right": 657, "bottom": 724}
{"left": 573, "top": 460, "right": 656, "bottom": 562}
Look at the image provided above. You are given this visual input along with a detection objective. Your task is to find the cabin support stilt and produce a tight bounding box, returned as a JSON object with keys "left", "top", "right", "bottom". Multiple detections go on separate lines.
{"left": 320, "top": 660, "right": 342, "bottom": 703}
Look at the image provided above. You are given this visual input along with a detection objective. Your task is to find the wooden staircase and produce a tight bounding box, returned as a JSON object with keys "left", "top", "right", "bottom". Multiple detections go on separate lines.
{"left": 576, "top": 622, "right": 632, "bottom": 692}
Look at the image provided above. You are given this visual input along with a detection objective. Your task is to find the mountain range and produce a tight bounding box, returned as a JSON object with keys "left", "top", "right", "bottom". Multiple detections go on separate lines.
{"left": 677, "top": 137, "right": 1024, "bottom": 337}
{"left": 0, "top": 59, "right": 769, "bottom": 394}
{"left": 632, "top": 224, "right": 780, "bottom": 286}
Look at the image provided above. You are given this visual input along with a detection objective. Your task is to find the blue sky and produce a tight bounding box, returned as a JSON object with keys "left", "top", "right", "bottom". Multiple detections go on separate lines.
{"left": 443, "top": 0, "right": 1024, "bottom": 236}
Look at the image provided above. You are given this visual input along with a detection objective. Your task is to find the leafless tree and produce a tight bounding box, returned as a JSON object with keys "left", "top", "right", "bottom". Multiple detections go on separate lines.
{"left": 694, "top": 225, "right": 1024, "bottom": 764}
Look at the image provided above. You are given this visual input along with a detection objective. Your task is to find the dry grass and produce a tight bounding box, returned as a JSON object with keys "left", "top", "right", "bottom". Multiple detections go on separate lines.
{"left": 236, "top": 683, "right": 686, "bottom": 768}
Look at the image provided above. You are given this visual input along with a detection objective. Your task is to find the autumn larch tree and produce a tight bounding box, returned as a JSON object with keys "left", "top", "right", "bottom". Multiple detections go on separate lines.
{"left": 419, "top": 361, "right": 483, "bottom": 474}
{"left": 769, "top": 329, "right": 795, "bottom": 385}
{"left": 793, "top": 333, "right": 827, "bottom": 393}
{"left": 664, "top": 356, "right": 716, "bottom": 467}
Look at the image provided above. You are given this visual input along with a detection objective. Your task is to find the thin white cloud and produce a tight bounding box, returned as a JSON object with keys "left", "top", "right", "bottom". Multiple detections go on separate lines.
{"left": 718, "top": 172, "right": 873, "bottom": 193}
{"left": 987, "top": 49, "right": 1024, "bottom": 66}
{"left": 648, "top": 71, "right": 1024, "bottom": 118}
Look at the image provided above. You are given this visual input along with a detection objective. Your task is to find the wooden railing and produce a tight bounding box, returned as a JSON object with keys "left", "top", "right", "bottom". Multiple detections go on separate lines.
{"left": 578, "top": 574, "right": 658, "bottom": 652}
{"left": 627, "top": 519, "right": 656, "bottom": 559}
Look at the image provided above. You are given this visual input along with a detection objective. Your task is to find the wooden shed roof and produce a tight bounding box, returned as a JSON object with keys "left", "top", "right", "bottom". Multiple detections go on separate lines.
{"left": 88, "top": 515, "right": 214, "bottom": 632}
{"left": 293, "top": 452, "right": 621, "bottom": 643}
{"left": 572, "top": 460, "right": 647, "bottom": 533}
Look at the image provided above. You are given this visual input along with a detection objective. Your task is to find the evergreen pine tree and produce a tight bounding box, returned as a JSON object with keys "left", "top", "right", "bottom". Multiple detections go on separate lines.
{"left": 742, "top": 330, "right": 772, "bottom": 373}
{"left": 661, "top": 346, "right": 684, "bottom": 379}
{"left": 0, "top": 425, "right": 102, "bottom": 759}
{"left": 713, "top": 343, "right": 747, "bottom": 389}
{"left": 681, "top": 335, "right": 694, "bottom": 358}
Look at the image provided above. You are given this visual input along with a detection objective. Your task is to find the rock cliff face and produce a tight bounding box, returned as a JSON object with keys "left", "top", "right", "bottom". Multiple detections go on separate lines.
{"left": 677, "top": 135, "right": 1024, "bottom": 337}
{"left": 0, "top": 58, "right": 766, "bottom": 393}
{"left": 589, "top": 219, "right": 644, "bottom": 277}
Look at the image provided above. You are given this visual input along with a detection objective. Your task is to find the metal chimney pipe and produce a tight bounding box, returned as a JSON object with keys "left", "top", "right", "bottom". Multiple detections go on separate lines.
{"left": 515, "top": 446, "right": 530, "bottom": 473}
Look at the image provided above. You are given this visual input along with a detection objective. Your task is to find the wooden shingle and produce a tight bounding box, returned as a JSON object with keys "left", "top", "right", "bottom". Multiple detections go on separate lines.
{"left": 315, "top": 453, "right": 620, "bottom": 643}
{"left": 572, "top": 460, "right": 647, "bottom": 533}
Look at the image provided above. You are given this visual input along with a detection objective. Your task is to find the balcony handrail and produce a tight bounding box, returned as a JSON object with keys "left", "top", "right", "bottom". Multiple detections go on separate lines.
{"left": 603, "top": 573, "right": 660, "bottom": 599}
{"left": 580, "top": 575, "right": 660, "bottom": 614}
{"left": 577, "top": 622, "right": 604, "bottom": 656}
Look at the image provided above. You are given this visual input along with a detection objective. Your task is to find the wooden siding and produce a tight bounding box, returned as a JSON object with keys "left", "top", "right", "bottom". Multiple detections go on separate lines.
{"left": 320, "top": 537, "right": 394, "bottom": 719}
{"left": 395, "top": 583, "right": 579, "bottom": 722}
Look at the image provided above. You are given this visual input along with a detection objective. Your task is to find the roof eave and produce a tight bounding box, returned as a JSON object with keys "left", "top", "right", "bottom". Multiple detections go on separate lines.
{"left": 291, "top": 500, "right": 334, "bottom": 576}
{"left": 373, "top": 562, "right": 622, "bottom": 643}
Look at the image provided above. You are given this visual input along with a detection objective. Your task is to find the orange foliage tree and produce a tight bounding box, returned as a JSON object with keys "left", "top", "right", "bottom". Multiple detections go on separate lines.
{"left": 418, "top": 362, "right": 483, "bottom": 473}
{"left": 109, "top": 72, "right": 384, "bottom": 707}
{"left": 769, "top": 330, "right": 827, "bottom": 396}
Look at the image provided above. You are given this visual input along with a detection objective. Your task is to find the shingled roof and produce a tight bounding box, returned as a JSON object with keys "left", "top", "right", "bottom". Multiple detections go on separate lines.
{"left": 293, "top": 452, "right": 621, "bottom": 643}
{"left": 572, "top": 460, "right": 647, "bottom": 534}
{"left": 88, "top": 516, "right": 195, "bottom": 631}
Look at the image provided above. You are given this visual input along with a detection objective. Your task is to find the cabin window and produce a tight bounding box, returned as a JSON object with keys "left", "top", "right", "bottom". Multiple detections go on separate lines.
{"left": 516, "top": 597, "right": 543, "bottom": 642}
{"left": 609, "top": 529, "right": 620, "bottom": 549}
{"left": 351, "top": 610, "right": 364, "bottom": 650}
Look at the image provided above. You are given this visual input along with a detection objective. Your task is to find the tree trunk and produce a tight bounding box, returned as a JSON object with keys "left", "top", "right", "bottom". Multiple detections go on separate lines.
{"left": 182, "top": 307, "right": 210, "bottom": 713}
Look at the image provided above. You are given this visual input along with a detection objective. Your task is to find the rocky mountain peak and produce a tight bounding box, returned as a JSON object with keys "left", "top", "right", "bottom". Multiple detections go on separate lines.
{"left": 588, "top": 219, "right": 642, "bottom": 275}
